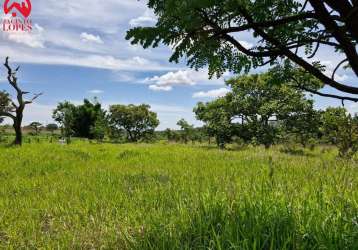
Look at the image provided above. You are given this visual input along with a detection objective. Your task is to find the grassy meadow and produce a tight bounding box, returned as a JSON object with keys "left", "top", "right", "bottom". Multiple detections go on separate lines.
{"left": 0, "top": 141, "right": 357, "bottom": 249}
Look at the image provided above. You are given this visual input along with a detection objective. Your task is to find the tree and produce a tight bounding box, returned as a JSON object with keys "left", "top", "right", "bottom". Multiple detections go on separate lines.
{"left": 176, "top": 119, "right": 194, "bottom": 144}
{"left": 71, "top": 99, "right": 105, "bottom": 139}
{"left": 195, "top": 73, "right": 315, "bottom": 148}
{"left": 321, "top": 107, "right": 358, "bottom": 158}
{"left": 127, "top": 0, "right": 358, "bottom": 99}
{"left": 46, "top": 123, "right": 59, "bottom": 136}
{"left": 164, "top": 128, "right": 175, "bottom": 142}
{"left": 53, "top": 101, "right": 75, "bottom": 143}
{"left": 194, "top": 98, "right": 233, "bottom": 149}
{"left": 53, "top": 99, "right": 106, "bottom": 140}
{"left": 29, "top": 122, "right": 42, "bottom": 136}
{"left": 229, "top": 74, "right": 313, "bottom": 148}
{"left": 282, "top": 102, "right": 322, "bottom": 147}
{"left": 108, "top": 104, "right": 159, "bottom": 142}
{"left": 90, "top": 115, "right": 107, "bottom": 142}
{"left": 0, "top": 57, "right": 42, "bottom": 145}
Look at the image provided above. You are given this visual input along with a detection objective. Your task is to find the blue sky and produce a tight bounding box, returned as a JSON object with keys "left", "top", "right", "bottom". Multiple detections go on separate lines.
{"left": 0, "top": 0, "right": 357, "bottom": 129}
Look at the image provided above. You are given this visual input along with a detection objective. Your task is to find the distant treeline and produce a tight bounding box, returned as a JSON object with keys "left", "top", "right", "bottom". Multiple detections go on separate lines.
{"left": 2, "top": 72, "right": 357, "bottom": 159}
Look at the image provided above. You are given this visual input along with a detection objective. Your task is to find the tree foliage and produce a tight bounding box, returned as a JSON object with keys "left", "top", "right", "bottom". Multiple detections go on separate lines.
{"left": 195, "top": 73, "right": 316, "bottom": 148}
{"left": 194, "top": 98, "right": 233, "bottom": 148}
{"left": 176, "top": 119, "right": 194, "bottom": 144}
{"left": 46, "top": 123, "right": 59, "bottom": 134}
{"left": 282, "top": 102, "right": 322, "bottom": 147}
{"left": 108, "top": 104, "right": 159, "bottom": 142}
{"left": 53, "top": 101, "right": 75, "bottom": 142}
{"left": 29, "top": 122, "right": 42, "bottom": 136}
{"left": 127, "top": 0, "right": 358, "bottom": 98}
{"left": 321, "top": 107, "right": 358, "bottom": 158}
{"left": 53, "top": 99, "right": 105, "bottom": 140}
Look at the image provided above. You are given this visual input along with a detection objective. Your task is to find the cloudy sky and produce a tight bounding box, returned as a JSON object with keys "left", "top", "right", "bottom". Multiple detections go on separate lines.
{"left": 0, "top": 0, "right": 357, "bottom": 129}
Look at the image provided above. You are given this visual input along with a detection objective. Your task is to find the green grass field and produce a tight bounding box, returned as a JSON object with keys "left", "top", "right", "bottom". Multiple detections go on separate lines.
{"left": 0, "top": 142, "right": 357, "bottom": 249}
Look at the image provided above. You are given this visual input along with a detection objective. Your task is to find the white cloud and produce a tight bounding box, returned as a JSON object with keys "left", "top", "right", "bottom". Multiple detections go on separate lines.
{"left": 347, "top": 103, "right": 358, "bottom": 115}
{"left": 319, "top": 60, "right": 349, "bottom": 82}
{"left": 112, "top": 72, "right": 137, "bottom": 83}
{"left": 0, "top": 44, "right": 175, "bottom": 72}
{"left": 145, "top": 70, "right": 195, "bottom": 90}
{"left": 80, "top": 32, "right": 103, "bottom": 44}
{"left": 0, "top": 76, "right": 6, "bottom": 83}
{"left": 129, "top": 9, "right": 157, "bottom": 26}
{"left": 239, "top": 40, "right": 253, "bottom": 49}
{"left": 88, "top": 89, "right": 104, "bottom": 94}
{"left": 35, "top": 0, "right": 147, "bottom": 34}
{"left": 4, "top": 24, "right": 45, "bottom": 48}
{"left": 193, "top": 88, "right": 230, "bottom": 98}
{"left": 0, "top": 0, "right": 175, "bottom": 72}
{"left": 149, "top": 85, "right": 172, "bottom": 91}
{"left": 144, "top": 69, "right": 227, "bottom": 91}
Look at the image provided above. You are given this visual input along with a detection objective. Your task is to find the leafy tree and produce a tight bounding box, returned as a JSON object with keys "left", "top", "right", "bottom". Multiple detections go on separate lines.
{"left": 46, "top": 123, "right": 59, "bottom": 135}
{"left": 29, "top": 122, "right": 42, "bottom": 136}
{"left": 190, "top": 127, "right": 207, "bottom": 144}
{"left": 321, "top": 107, "right": 358, "bottom": 158}
{"left": 53, "top": 99, "right": 106, "bottom": 140}
{"left": 0, "top": 57, "right": 42, "bottom": 145}
{"left": 127, "top": 0, "right": 358, "bottom": 99}
{"left": 109, "top": 104, "right": 159, "bottom": 142}
{"left": 72, "top": 99, "right": 105, "bottom": 139}
{"left": 176, "top": 119, "right": 194, "bottom": 144}
{"left": 195, "top": 73, "right": 314, "bottom": 148}
{"left": 90, "top": 115, "right": 107, "bottom": 142}
{"left": 282, "top": 102, "right": 322, "bottom": 147}
{"left": 194, "top": 98, "right": 233, "bottom": 149}
{"left": 164, "top": 128, "right": 175, "bottom": 142}
{"left": 53, "top": 101, "right": 75, "bottom": 143}
{"left": 229, "top": 74, "right": 313, "bottom": 148}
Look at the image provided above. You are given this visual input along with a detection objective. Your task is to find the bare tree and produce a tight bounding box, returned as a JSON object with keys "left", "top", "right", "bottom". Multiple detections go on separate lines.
{"left": 0, "top": 57, "right": 42, "bottom": 145}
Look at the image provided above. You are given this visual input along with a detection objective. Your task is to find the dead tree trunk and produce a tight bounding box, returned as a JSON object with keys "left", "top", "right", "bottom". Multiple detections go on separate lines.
{"left": 0, "top": 57, "right": 42, "bottom": 146}
{"left": 13, "top": 109, "right": 23, "bottom": 145}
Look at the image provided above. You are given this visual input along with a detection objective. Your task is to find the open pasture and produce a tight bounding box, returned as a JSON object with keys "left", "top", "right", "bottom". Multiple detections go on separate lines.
{"left": 0, "top": 142, "right": 357, "bottom": 249}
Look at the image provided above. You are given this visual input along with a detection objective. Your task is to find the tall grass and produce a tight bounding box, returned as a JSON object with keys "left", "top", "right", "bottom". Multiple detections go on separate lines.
{"left": 0, "top": 142, "right": 357, "bottom": 249}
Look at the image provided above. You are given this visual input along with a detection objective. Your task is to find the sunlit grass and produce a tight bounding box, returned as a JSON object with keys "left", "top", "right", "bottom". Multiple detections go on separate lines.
{"left": 0, "top": 141, "right": 357, "bottom": 249}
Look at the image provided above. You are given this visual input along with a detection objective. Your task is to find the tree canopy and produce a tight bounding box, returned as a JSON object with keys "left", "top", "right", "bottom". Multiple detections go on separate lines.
{"left": 321, "top": 107, "right": 358, "bottom": 157}
{"left": 109, "top": 104, "right": 159, "bottom": 142}
{"left": 29, "top": 122, "right": 42, "bottom": 135}
{"left": 195, "top": 72, "right": 317, "bottom": 148}
{"left": 53, "top": 99, "right": 105, "bottom": 139}
{"left": 176, "top": 118, "right": 194, "bottom": 144}
{"left": 127, "top": 0, "right": 358, "bottom": 99}
{"left": 46, "top": 123, "right": 59, "bottom": 132}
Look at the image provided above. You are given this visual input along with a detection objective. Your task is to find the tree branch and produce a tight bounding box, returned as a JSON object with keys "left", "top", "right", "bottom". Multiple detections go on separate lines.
{"left": 0, "top": 111, "right": 15, "bottom": 120}
{"left": 236, "top": 6, "right": 358, "bottom": 95}
{"left": 309, "top": 0, "right": 358, "bottom": 76}
{"left": 332, "top": 59, "right": 349, "bottom": 81}
{"left": 215, "top": 12, "right": 317, "bottom": 35}
{"left": 24, "top": 93, "right": 43, "bottom": 105}
{"left": 290, "top": 76, "right": 358, "bottom": 102}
